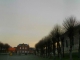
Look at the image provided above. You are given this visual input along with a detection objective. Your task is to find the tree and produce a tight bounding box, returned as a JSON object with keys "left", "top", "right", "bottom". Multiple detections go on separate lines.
{"left": 35, "top": 43, "right": 39, "bottom": 55}
{"left": 60, "top": 29, "right": 65, "bottom": 58}
{"left": 50, "top": 29, "right": 57, "bottom": 60}
{"left": 46, "top": 36, "right": 52, "bottom": 57}
{"left": 42, "top": 38, "right": 49, "bottom": 57}
{"left": 43, "top": 37, "right": 49, "bottom": 57}
{"left": 53, "top": 25, "right": 63, "bottom": 60}
{"left": 0, "top": 42, "right": 4, "bottom": 53}
{"left": 63, "top": 16, "right": 76, "bottom": 60}
{"left": 39, "top": 40, "right": 45, "bottom": 57}
{"left": 4, "top": 43, "right": 11, "bottom": 53}
{"left": 35, "top": 39, "right": 46, "bottom": 57}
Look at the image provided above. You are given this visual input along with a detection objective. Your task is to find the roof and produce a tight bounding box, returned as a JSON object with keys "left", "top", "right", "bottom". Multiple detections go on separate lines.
{"left": 17, "top": 43, "right": 29, "bottom": 47}
{"left": 8, "top": 47, "right": 16, "bottom": 51}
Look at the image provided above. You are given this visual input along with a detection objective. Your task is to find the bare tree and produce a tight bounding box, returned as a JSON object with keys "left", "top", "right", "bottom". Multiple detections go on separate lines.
{"left": 50, "top": 30, "right": 56, "bottom": 60}
{"left": 53, "top": 25, "right": 63, "bottom": 60}
{"left": 63, "top": 16, "right": 76, "bottom": 60}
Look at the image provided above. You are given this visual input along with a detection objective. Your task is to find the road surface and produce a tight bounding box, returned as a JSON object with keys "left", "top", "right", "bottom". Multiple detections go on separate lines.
{"left": 0, "top": 54, "right": 51, "bottom": 60}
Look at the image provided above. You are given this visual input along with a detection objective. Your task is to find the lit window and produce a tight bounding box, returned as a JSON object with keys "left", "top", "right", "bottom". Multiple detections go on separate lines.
{"left": 20, "top": 47, "right": 21, "bottom": 49}
{"left": 23, "top": 47, "right": 24, "bottom": 49}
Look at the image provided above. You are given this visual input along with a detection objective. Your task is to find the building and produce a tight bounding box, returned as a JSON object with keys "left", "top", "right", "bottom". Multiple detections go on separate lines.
{"left": 16, "top": 43, "right": 29, "bottom": 54}
{"left": 8, "top": 47, "right": 16, "bottom": 53}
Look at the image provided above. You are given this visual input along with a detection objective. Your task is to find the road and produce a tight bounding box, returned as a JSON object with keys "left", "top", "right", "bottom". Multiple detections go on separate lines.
{"left": 0, "top": 54, "right": 51, "bottom": 60}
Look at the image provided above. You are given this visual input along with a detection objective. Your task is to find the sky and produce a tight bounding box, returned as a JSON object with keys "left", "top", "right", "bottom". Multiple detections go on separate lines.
{"left": 0, "top": 0, "right": 80, "bottom": 47}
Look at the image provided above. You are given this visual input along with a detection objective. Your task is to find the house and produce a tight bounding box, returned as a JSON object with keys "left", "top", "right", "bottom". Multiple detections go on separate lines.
{"left": 8, "top": 47, "right": 16, "bottom": 53}
{"left": 16, "top": 43, "right": 29, "bottom": 54}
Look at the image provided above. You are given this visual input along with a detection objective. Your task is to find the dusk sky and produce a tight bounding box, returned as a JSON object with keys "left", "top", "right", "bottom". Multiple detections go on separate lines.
{"left": 0, "top": 0, "right": 80, "bottom": 47}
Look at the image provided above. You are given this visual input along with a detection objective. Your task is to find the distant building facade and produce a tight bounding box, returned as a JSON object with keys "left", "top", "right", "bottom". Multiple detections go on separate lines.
{"left": 16, "top": 43, "right": 29, "bottom": 54}
{"left": 29, "top": 47, "right": 35, "bottom": 54}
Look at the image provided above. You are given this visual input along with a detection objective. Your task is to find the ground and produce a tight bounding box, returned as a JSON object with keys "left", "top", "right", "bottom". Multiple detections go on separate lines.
{"left": 0, "top": 53, "right": 79, "bottom": 60}
{"left": 0, "top": 54, "right": 51, "bottom": 60}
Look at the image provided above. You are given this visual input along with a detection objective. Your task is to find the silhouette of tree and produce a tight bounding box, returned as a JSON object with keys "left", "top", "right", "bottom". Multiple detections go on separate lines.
{"left": 60, "top": 36, "right": 65, "bottom": 58}
{"left": 50, "top": 30, "right": 56, "bottom": 60}
{"left": 0, "top": 42, "right": 4, "bottom": 53}
{"left": 63, "top": 16, "right": 76, "bottom": 60}
{"left": 35, "top": 39, "right": 45, "bottom": 56}
{"left": 46, "top": 36, "right": 52, "bottom": 57}
{"left": 4, "top": 43, "right": 11, "bottom": 52}
{"left": 53, "top": 25, "right": 63, "bottom": 60}
{"left": 0, "top": 42, "right": 11, "bottom": 53}
{"left": 35, "top": 43, "right": 39, "bottom": 55}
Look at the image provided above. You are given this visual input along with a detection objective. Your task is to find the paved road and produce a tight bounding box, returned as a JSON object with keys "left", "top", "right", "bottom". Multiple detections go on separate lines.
{"left": 0, "top": 54, "right": 50, "bottom": 60}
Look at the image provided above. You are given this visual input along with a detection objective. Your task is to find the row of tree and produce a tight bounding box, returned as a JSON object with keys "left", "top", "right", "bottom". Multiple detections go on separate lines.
{"left": 35, "top": 16, "right": 80, "bottom": 60}
{"left": 0, "top": 42, "right": 11, "bottom": 53}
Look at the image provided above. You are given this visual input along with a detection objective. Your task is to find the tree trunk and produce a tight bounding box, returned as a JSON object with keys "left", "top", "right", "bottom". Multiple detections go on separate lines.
{"left": 61, "top": 37, "right": 64, "bottom": 58}
{"left": 53, "top": 42, "right": 56, "bottom": 60}
{"left": 62, "top": 45, "right": 64, "bottom": 57}
{"left": 53, "top": 53, "right": 56, "bottom": 60}
{"left": 69, "top": 37, "right": 73, "bottom": 60}
{"left": 60, "top": 54, "right": 62, "bottom": 60}
{"left": 46, "top": 45, "right": 48, "bottom": 57}
{"left": 78, "top": 34, "right": 80, "bottom": 58}
{"left": 57, "top": 38, "right": 62, "bottom": 60}
{"left": 59, "top": 44, "right": 62, "bottom": 60}
{"left": 69, "top": 47, "right": 72, "bottom": 60}
{"left": 57, "top": 42, "right": 59, "bottom": 57}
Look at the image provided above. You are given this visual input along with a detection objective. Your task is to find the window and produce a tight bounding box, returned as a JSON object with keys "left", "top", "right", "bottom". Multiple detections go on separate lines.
{"left": 22, "top": 51, "right": 24, "bottom": 53}
{"left": 22, "top": 47, "right": 24, "bottom": 49}
{"left": 20, "top": 47, "right": 21, "bottom": 49}
{"left": 25, "top": 51, "right": 27, "bottom": 53}
{"left": 25, "top": 47, "right": 27, "bottom": 49}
